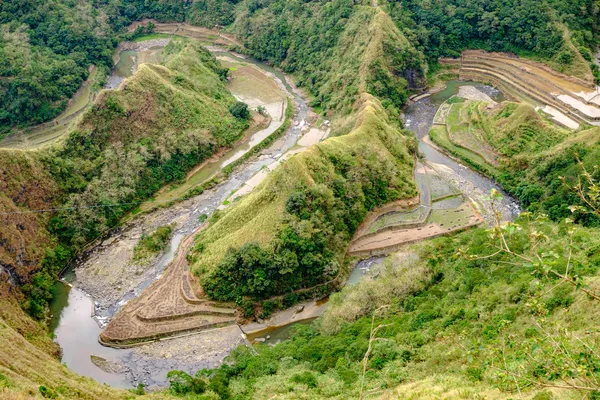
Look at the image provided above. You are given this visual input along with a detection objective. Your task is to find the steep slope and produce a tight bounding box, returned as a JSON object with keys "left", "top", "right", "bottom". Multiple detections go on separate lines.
{"left": 231, "top": 1, "right": 427, "bottom": 117}
{"left": 191, "top": 94, "right": 417, "bottom": 301}
{"left": 389, "top": 0, "right": 598, "bottom": 82}
{"left": 195, "top": 217, "right": 600, "bottom": 399}
{"left": 0, "top": 39, "right": 248, "bottom": 317}
{"left": 185, "top": 4, "right": 425, "bottom": 303}
{"left": 0, "top": 0, "right": 115, "bottom": 132}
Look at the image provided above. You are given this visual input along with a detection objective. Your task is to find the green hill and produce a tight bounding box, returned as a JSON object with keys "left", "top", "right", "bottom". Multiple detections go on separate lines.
{"left": 430, "top": 99, "right": 600, "bottom": 227}
{"left": 0, "top": 39, "right": 248, "bottom": 318}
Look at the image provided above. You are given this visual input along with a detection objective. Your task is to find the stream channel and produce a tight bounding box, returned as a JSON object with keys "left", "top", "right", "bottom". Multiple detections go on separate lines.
{"left": 49, "top": 43, "right": 519, "bottom": 388}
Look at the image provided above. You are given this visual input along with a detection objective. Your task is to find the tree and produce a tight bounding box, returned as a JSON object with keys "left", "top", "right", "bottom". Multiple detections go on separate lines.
{"left": 229, "top": 101, "right": 250, "bottom": 119}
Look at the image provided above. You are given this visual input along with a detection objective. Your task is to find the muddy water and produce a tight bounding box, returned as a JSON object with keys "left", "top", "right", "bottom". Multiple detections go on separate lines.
{"left": 50, "top": 284, "right": 132, "bottom": 388}
{"left": 106, "top": 46, "right": 164, "bottom": 89}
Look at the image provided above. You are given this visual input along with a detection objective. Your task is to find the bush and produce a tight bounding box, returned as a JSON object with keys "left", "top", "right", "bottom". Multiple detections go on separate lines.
{"left": 39, "top": 386, "right": 58, "bottom": 399}
{"left": 229, "top": 101, "right": 250, "bottom": 119}
{"left": 290, "top": 371, "right": 318, "bottom": 388}
{"left": 167, "top": 370, "right": 206, "bottom": 395}
{"left": 133, "top": 224, "right": 175, "bottom": 262}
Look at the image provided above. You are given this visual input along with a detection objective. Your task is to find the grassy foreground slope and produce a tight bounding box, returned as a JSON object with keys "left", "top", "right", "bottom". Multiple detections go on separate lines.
{"left": 196, "top": 215, "right": 600, "bottom": 399}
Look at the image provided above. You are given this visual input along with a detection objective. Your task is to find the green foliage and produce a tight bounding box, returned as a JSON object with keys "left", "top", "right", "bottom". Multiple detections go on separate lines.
{"left": 194, "top": 216, "right": 600, "bottom": 398}
{"left": 0, "top": 373, "right": 12, "bottom": 388}
{"left": 133, "top": 383, "right": 145, "bottom": 395}
{"left": 229, "top": 101, "right": 250, "bottom": 119}
{"left": 167, "top": 370, "right": 207, "bottom": 396}
{"left": 290, "top": 371, "right": 318, "bottom": 388}
{"left": 201, "top": 116, "right": 417, "bottom": 301}
{"left": 232, "top": 1, "right": 426, "bottom": 115}
{"left": 21, "top": 245, "right": 72, "bottom": 319}
{"left": 389, "top": 0, "right": 590, "bottom": 60}
{"left": 0, "top": 1, "right": 116, "bottom": 131}
{"left": 44, "top": 40, "right": 247, "bottom": 248}
{"left": 133, "top": 224, "right": 174, "bottom": 262}
{"left": 39, "top": 385, "right": 58, "bottom": 399}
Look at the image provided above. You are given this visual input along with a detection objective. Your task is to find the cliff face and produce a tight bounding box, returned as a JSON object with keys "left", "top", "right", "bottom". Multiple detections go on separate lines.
{"left": 0, "top": 151, "right": 58, "bottom": 295}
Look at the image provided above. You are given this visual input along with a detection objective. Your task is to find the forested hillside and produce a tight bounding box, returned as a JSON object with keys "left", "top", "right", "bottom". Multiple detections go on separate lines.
{"left": 0, "top": 40, "right": 248, "bottom": 317}
{"left": 1, "top": 0, "right": 600, "bottom": 399}
{"left": 388, "top": 0, "right": 599, "bottom": 81}
{"left": 0, "top": 0, "right": 115, "bottom": 131}
{"left": 3, "top": 0, "right": 596, "bottom": 131}
{"left": 230, "top": 0, "right": 427, "bottom": 116}
{"left": 187, "top": 5, "right": 425, "bottom": 304}
{"left": 190, "top": 215, "right": 600, "bottom": 399}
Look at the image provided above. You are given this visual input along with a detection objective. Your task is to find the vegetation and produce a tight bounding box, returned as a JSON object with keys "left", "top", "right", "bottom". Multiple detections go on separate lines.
{"left": 171, "top": 205, "right": 600, "bottom": 398}
{"left": 191, "top": 94, "right": 417, "bottom": 302}
{"left": 232, "top": 2, "right": 427, "bottom": 117}
{"left": 0, "top": 39, "right": 248, "bottom": 318}
{"left": 132, "top": 224, "right": 175, "bottom": 262}
{"left": 432, "top": 99, "right": 600, "bottom": 227}
{"left": 46, "top": 39, "right": 247, "bottom": 249}
{"left": 387, "top": 0, "right": 598, "bottom": 81}
{"left": 0, "top": 0, "right": 116, "bottom": 132}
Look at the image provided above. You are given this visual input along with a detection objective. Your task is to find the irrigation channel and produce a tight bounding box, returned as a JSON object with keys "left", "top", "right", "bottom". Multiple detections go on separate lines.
{"left": 49, "top": 40, "right": 520, "bottom": 388}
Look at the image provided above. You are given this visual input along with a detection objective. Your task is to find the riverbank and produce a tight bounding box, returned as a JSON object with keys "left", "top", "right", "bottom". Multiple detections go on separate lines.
{"left": 51, "top": 64, "right": 520, "bottom": 388}
{"left": 50, "top": 34, "right": 322, "bottom": 387}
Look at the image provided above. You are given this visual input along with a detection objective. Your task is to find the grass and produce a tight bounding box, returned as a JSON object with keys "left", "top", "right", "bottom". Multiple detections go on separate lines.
{"left": 429, "top": 125, "right": 498, "bottom": 177}
{"left": 132, "top": 224, "right": 175, "bottom": 263}
{"left": 190, "top": 94, "right": 417, "bottom": 279}
{"left": 133, "top": 33, "right": 172, "bottom": 42}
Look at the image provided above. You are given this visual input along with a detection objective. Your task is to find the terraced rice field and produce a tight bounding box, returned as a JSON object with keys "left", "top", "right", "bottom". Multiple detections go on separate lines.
{"left": 100, "top": 225, "right": 238, "bottom": 346}
{"left": 446, "top": 101, "right": 499, "bottom": 166}
{"left": 349, "top": 165, "right": 483, "bottom": 255}
{"left": 444, "top": 50, "right": 600, "bottom": 128}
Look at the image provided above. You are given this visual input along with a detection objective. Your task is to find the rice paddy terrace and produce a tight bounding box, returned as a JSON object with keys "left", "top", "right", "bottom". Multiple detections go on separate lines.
{"left": 99, "top": 225, "right": 238, "bottom": 346}
{"left": 348, "top": 162, "right": 484, "bottom": 256}
{"left": 442, "top": 50, "right": 600, "bottom": 129}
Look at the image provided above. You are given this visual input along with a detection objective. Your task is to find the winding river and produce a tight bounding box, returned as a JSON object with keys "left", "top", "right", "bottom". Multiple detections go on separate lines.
{"left": 49, "top": 42, "right": 519, "bottom": 388}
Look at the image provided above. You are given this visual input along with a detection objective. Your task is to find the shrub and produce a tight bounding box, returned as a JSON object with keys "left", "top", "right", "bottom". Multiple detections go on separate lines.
{"left": 167, "top": 370, "right": 206, "bottom": 395}
{"left": 229, "top": 101, "right": 250, "bottom": 119}
{"left": 39, "top": 386, "right": 58, "bottom": 399}
{"left": 290, "top": 371, "right": 318, "bottom": 388}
